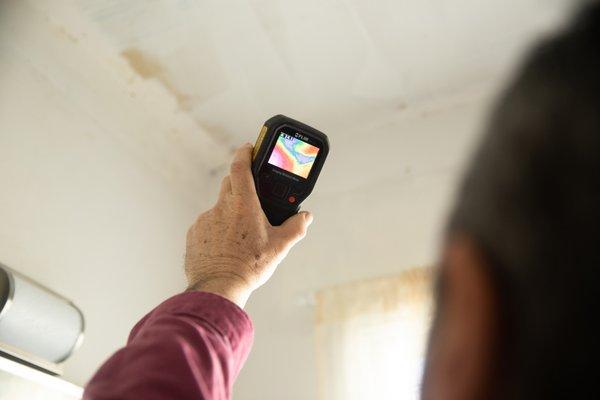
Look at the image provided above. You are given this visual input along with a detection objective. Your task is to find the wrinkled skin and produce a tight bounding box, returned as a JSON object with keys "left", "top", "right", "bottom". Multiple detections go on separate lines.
{"left": 184, "top": 143, "right": 313, "bottom": 308}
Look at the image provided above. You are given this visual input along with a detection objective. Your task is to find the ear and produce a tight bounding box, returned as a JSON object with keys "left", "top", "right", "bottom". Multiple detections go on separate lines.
{"left": 422, "top": 235, "right": 499, "bottom": 400}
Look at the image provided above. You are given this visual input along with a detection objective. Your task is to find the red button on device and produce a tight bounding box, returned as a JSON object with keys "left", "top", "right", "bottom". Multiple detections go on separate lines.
{"left": 288, "top": 195, "right": 296, "bottom": 204}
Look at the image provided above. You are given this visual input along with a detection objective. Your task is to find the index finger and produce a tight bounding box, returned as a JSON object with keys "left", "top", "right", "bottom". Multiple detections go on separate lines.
{"left": 229, "top": 143, "right": 256, "bottom": 196}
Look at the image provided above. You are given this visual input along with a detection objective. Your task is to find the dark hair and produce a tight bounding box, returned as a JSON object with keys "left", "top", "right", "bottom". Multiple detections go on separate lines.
{"left": 448, "top": 2, "right": 600, "bottom": 399}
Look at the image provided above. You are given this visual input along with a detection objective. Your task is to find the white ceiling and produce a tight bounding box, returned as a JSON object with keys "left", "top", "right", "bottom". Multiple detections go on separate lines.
{"left": 77, "top": 0, "right": 573, "bottom": 146}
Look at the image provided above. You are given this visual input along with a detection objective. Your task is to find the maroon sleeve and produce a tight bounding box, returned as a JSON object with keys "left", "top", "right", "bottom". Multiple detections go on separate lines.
{"left": 83, "top": 291, "right": 254, "bottom": 400}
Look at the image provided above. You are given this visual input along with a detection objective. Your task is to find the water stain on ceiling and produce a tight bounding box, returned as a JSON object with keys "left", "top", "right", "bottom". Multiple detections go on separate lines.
{"left": 121, "top": 48, "right": 193, "bottom": 112}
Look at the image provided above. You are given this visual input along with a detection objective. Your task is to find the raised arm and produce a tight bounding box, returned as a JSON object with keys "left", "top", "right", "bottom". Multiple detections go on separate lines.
{"left": 84, "top": 144, "right": 313, "bottom": 400}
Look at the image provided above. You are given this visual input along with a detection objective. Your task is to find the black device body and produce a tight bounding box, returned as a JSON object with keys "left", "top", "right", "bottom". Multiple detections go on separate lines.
{"left": 252, "top": 115, "right": 329, "bottom": 226}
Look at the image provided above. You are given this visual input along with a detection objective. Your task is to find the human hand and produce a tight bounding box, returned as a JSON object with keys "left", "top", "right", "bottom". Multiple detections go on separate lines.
{"left": 184, "top": 143, "right": 313, "bottom": 308}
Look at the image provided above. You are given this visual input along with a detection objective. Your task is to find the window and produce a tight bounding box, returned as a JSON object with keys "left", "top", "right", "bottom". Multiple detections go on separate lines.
{"left": 315, "top": 268, "right": 432, "bottom": 400}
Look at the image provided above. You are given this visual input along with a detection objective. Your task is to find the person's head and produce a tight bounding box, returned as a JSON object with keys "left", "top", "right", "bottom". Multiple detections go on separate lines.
{"left": 422, "top": 3, "right": 600, "bottom": 399}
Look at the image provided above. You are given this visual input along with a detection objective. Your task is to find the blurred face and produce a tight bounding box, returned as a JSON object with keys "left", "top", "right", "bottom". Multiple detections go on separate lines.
{"left": 420, "top": 236, "right": 499, "bottom": 400}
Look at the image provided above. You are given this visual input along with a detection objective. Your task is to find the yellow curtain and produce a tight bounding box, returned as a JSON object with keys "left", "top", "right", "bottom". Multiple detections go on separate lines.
{"left": 315, "top": 268, "right": 433, "bottom": 400}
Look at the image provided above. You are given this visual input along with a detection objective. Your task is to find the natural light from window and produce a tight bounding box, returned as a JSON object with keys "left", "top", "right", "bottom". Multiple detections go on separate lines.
{"left": 315, "top": 269, "right": 432, "bottom": 400}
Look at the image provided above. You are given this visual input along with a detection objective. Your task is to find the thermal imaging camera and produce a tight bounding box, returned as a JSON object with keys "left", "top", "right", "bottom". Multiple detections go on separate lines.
{"left": 252, "top": 115, "right": 329, "bottom": 226}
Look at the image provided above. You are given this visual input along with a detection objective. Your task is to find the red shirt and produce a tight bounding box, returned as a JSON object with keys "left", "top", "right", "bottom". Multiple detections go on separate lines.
{"left": 84, "top": 291, "right": 254, "bottom": 400}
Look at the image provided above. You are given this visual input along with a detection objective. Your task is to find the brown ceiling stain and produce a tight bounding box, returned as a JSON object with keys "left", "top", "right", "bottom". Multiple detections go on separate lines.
{"left": 121, "top": 48, "right": 234, "bottom": 148}
{"left": 121, "top": 48, "right": 192, "bottom": 111}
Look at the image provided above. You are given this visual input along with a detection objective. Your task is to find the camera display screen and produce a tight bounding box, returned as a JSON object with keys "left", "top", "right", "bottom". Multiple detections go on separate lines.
{"left": 268, "top": 133, "right": 320, "bottom": 179}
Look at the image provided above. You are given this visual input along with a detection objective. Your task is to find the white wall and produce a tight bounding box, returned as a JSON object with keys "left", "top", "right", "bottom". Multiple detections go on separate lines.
{"left": 0, "top": 0, "right": 225, "bottom": 386}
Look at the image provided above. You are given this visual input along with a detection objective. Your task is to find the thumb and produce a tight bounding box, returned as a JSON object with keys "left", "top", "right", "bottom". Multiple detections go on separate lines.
{"left": 277, "top": 211, "right": 313, "bottom": 247}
